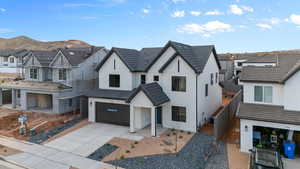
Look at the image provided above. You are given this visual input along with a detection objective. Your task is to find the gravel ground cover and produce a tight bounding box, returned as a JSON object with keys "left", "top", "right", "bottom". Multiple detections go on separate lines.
{"left": 87, "top": 144, "right": 118, "bottom": 161}
{"left": 27, "top": 118, "right": 82, "bottom": 144}
{"left": 108, "top": 132, "right": 229, "bottom": 169}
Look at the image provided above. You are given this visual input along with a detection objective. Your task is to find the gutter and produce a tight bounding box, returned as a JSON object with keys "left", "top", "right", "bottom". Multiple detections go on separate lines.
{"left": 196, "top": 74, "right": 198, "bottom": 130}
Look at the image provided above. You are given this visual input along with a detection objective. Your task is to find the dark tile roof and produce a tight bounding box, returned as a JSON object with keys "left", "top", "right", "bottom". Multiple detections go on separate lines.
{"left": 96, "top": 41, "right": 219, "bottom": 74}
{"left": 127, "top": 82, "right": 170, "bottom": 106}
{"left": 31, "top": 50, "right": 57, "bottom": 66}
{"left": 218, "top": 55, "right": 231, "bottom": 61}
{"left": 85, "top": 88, "right": 133, "bottom": 100}
{"left": 159, "top": 41, "right": 220, "bottom": 74}
{"left": 0, "top": 49, "right": 29, "bottom": 58}
{"left": 240, "top": 54, "right": 300, "bottom": 83}
{"left": 237, "top": 103, "right": 300, "bottom": 125}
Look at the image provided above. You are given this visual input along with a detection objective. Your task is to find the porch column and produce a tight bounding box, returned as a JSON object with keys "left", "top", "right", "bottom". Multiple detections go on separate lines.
{"left": 0, "top": 88, "right": 2, "bottom": 106}
{"left": 151, "top": 106, "right": 156, "bottom": 137}
{"left": 130, "top": 105, "right": 135, "bottom": 133}
{"left": 12, "top": 89, "right": 16, "bottom": 108}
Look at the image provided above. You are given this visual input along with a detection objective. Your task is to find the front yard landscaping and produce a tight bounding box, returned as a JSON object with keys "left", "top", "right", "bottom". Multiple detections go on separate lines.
{"left": 107, "top": 132, "right": 229, "bottom": 169}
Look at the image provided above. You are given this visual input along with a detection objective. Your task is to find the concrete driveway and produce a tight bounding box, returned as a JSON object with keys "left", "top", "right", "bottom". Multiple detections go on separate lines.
{"left": 283, "top": 158, "right": 300, "bottom": 169}
{"left": 45, "top": 123, "right": 143, "bottom": 157}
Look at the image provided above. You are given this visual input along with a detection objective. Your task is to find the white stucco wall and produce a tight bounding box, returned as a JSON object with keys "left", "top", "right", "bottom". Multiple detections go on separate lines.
{"left": 242, "top": 82, "right": 284, "bottom": 106}
{"left": 197, "top": 53, "right": 222, "bottom": 127}
{"left": 98, "top": 52, "right": 133, "bottom": 90}
{"left": 284, "top": 70, "right": 300, "bottom": 111}
{"left": 240, "top": 119, "right": 300, "bottom": 153}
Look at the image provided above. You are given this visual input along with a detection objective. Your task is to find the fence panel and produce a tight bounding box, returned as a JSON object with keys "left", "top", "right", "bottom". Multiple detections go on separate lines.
{"left": 214, "top": 90, "right": 242, "bottom": 140}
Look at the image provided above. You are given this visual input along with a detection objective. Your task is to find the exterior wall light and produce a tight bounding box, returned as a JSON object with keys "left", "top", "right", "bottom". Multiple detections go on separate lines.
{"left": 245, "top": 125, "right": 248, "bottom": 132}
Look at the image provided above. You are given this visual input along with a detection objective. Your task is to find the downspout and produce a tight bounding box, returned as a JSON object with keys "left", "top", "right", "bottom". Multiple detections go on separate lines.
{"left": 196, "top": 74, "right": 198, "bottom": 131}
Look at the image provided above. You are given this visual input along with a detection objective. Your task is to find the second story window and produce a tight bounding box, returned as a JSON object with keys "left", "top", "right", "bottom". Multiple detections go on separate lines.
{"left": 59, "top": 69, "right": 67, "bottom": 80}
{"left": 9, "top": 58, "right": 14, "bottom": 63}
{"left": 205, "top": 84, "right": 208, "bottom": 97}
{"left": 153, "top": 75, "right": 159, "bottom": 82}
{"left": 172, "top": 76, "right": 186, "bottom": 92}
{"left": 215, "top": 73, "right": 218, "bottom": 83}
{"left": 254, "top": 86, "right": 273, "bottom": 103}
{"left": 109, "top": 74, "right": 120, "bottom": 88}
{"left": 141, "top": 75, "right": 146, "bottom": 84}
{"left": 30, "top": 68, "right": 38, "bottom": 79}
{"left": 210, "top": 73, "right": 214, "bottom": 85}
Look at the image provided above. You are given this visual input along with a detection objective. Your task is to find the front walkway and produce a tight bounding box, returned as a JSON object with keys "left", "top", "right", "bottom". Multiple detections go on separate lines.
{"left": 0, "top": 136, "right": 118, "bottom": 169}
{"left": 45, "top": 123, "right": 144, "bottom": 157}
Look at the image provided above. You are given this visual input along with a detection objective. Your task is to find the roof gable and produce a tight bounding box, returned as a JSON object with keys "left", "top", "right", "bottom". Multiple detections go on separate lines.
{"left": 23, "top": 52, "right": 42, "bottom": 67}
{"left": 49, "top": 51, "right": 72, "bottom": 68}
{"left": 158, "top": 41, "right": 220, "bottom": 74}
{"left": 127, "top": 82, "right": 170, "bottom": 106}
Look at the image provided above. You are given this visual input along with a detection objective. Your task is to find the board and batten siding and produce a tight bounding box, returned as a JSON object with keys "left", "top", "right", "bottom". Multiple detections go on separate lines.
{"left": 197, "top": 52, "right": 222, "bottom": 127}
{"left": 98, "top": 52, "right": 133, "bottom": 90}
{"left": 242, "top": 82, "right": 284, "bottom": 106}
{"left": 284, "top": 70, "right": 300, "bottom": 111}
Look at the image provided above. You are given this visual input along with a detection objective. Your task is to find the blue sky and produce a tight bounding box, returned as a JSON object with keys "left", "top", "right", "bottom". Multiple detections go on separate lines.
{"left": 0, "top": 0, "right": 300, "bottom": 53}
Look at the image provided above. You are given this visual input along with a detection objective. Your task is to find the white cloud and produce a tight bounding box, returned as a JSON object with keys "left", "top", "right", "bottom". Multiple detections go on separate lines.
{"left": 0, "top": 8, "right": 6, "bottom": 12}
{"left": 286, "top": 14, "right": 300, "bottom": 25}
{"left": 205, "top": 10, "right": 224, "bottom": 15}
{"left": 142, "top": 8, "right": 150, "bottom": 14}
{"left": 264, "top": 17, "right": 281, "bottom": 25}
{"left": 0, "top": 28, "right": 13, "bottom": 34}
{"left": 229, "top": 4, "right": 253, "bottom": 15}
{"left": 190, "top": 11, "right": 201, "bottom": 16}
{"left": 256, "top": 24, "right": 272, "bottom": 30}
{"left": 171, "top": 10, "right": 185, "bottom": 18}
{"left": 171, "top": 0, "right": 186, "bottom": 3}
{"left": 177, "top": 21, "right": 234, "bottom": 37}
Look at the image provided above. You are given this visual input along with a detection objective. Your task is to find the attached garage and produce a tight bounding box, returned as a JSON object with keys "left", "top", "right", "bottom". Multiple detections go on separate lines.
{"left": 95, "top": 102, "right": 130, "bottom": 126}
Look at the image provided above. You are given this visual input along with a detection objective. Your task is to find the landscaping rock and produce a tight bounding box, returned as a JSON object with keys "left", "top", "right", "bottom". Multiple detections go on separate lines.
{"left": 27, "top": 118, "right": 82, "bottom": 144}
{"left": 108, "top": 132, "right": 229, "bottom": 169}
{"left": 88, "top": 144, "right": 118, "bottom": 161}
{"left": 163, "top": 140, "right": 173, "bottom": 146}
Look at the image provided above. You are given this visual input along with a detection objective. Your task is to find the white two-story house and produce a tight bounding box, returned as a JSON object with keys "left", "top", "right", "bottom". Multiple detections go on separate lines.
{"left": 238, "top": 54, "right": 300, "bottom": 153}
{"left": 0, "top": 49, "right": 29, "bottom": 74}
{"left": 87, "top": 41, "right": 222, "bottom": 136}
{"left": 0, "top": 47, "right": 107, "bottom": 114}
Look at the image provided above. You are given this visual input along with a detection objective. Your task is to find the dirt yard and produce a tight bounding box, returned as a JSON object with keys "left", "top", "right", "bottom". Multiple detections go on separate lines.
{"left": 0, "top": 107, "right": 80, "bottom": 140}
{"left": 103, "top": 129, "right": 194, "bottom": 162}
{"left": 0, "top": 145, "right": 22, "bottom": 157}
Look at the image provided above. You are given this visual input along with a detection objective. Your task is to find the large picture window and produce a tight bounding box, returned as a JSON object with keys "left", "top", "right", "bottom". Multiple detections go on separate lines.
{"left": 254, "top": 86, "right": 273, "bottom": 103}
{"left": 109, "top": 74, "right": 120, "bottom": 87}
{"left": 59, "top": 69, "right": 67, "bottom": 80}
{"left": 172, "top": 76, "right": 186, "bottom": 92}
{"left": 30, "top": 68, "right": 38, "bottom": 79}
{"left": 172, "top": 106, "right": 186, "bottom": 122}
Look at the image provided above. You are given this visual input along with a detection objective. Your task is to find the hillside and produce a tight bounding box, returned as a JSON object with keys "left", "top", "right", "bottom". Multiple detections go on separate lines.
{"left": 0, "top": 36, "right": 92, "bottom": 51}
{"left": 220, "top": 49, "right": 300, "bottom": 58}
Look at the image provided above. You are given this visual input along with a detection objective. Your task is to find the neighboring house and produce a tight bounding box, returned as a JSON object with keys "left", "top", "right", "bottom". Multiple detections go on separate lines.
{"left": 0, "top": 47, "right": 107, "bottom": 114}
{"left": 238, "top": 54, "right": 300, "bottom": 153}
{"left": 0, "top": 49, "right": 29, "bottom": 74}
{"left": 218, "top": 55, "right": 234, "bottom": 82}
{"left": 232, "top": 55, "right": 254, "bottom": 76}
{"left": 87, "top": 41, "right": 222, "bottom": 136}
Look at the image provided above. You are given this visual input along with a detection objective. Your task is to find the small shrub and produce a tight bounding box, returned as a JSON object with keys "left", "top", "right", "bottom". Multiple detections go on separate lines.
{"left": 167, "top": 134, "right": 170, "bottom": 137}
{"left": 187, "top": 131, "right": 191, "bottom": 135}
{"left": 126, "top": 150, "right": 130, "bottom": 153}
{"left": 120, "top": 155, "right": 125, "bottom": 159}
{"left": 171, "top": 128, "right": 175, "bottom": 132}
{"left": 134, "top": 141, "right": 139, "bottom": 144}
{"left": 131, "top": 144, "right": 135, "bottom": 149}
{"left": 179, "top": 135, "right": 183, "bottom": 139}
{"left": 173, "top": 132, "right": 176, "bottom": 135}
{"left": 180, "top": 130, "right": 184, "bottom": 133}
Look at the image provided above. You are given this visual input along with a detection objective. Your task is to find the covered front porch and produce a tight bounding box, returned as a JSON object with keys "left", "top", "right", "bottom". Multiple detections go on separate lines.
{"left": 127, "top": 83, "right": 170, "bottom": 137}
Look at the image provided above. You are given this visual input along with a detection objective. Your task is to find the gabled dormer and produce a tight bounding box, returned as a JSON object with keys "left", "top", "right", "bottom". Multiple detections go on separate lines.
{"left": 49, "top": 50, "right": 72, "bottom": 69}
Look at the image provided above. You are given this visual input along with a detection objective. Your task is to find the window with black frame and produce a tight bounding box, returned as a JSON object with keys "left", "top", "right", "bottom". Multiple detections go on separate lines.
{"left": 172, "top": 76, "right": 186, "bottom": 92}
{"left": 59, "top": 69, "right": 67, "bottom": 80}
{"left": 109, "top": 74, "right": 120, "bottom": 87}
{"left": 30, "top": 68, "right": 38, "bottom": 79}
{"left": 172, "top": 106, "right": 186, "bottom": 122}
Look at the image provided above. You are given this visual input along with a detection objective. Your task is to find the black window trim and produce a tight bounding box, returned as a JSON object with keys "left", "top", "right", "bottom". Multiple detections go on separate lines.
{"left": 172, "top": 76, "right": 186, "bottom": 92}
{"left": 109, "top": 74, "right": 120, "bottom": 88}
{"left": 172, "top": 106, "right": 186, "bottom": 122}
{"left": 153, "top": 75, "right": 159, "bottom": 82}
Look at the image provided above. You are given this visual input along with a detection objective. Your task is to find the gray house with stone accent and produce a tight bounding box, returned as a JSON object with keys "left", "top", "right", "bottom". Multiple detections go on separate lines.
{"left": 0, "top": 47, "right": 107, "bottom": 114}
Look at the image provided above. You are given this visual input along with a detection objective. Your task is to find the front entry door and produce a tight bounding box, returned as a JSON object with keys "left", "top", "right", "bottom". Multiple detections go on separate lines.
{"left": 156, "top": 107, "right": 162, "bottom": 124}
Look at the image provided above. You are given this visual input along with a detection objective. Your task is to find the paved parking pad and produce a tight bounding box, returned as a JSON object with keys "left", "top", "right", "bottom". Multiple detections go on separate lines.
{"left": 45, "top": 123, "right": 144, "bottom": 157}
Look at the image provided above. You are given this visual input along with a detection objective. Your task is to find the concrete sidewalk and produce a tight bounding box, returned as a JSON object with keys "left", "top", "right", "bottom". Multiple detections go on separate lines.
{"left": 0, "top": 136, "right": 120, "bottom": 169}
